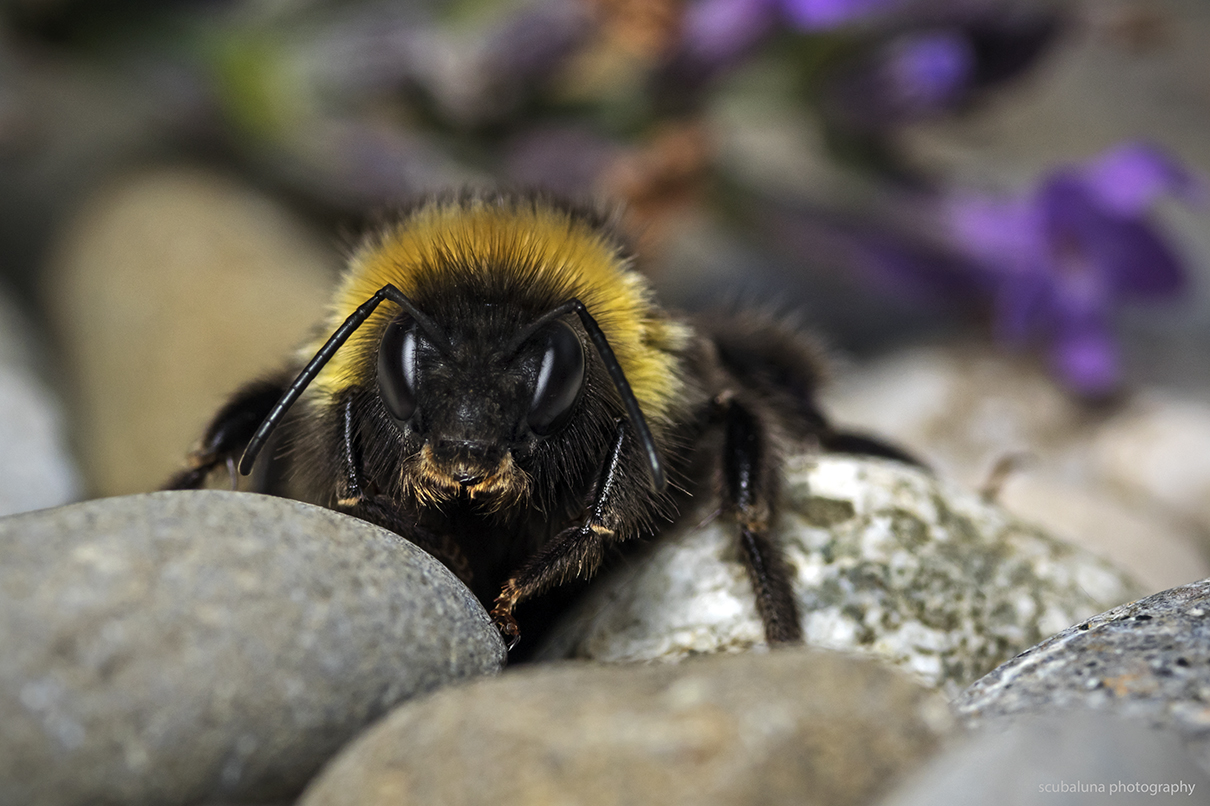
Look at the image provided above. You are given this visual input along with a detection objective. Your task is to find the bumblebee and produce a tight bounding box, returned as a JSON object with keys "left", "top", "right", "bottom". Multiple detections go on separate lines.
{"left": 168, "top": 192, "right": 913, "bottom": 648}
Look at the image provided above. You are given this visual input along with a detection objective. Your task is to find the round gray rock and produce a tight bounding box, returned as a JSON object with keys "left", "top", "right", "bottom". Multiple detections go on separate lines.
{"left": 538, "top": 455, "right": 1141, "bottom": 697}
{"left": 880, "top": 711, "right": 1210, "bottom": 806}
{"left": 0, "top": 490, "right": 505, "bottom": 806}
{"left": 954, "top": 578, "right": 1210, "bottom": 772}
{"left": 299, "top": 648, "right": 954, "bottom": 806}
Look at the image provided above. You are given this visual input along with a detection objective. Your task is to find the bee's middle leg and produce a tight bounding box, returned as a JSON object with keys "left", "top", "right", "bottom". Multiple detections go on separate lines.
{"left": 722, "top": 398, "right": 803, "bottom": 644}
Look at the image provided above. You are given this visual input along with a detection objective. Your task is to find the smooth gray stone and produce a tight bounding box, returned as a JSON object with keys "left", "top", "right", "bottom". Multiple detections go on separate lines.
{"left": 0, "top": 490, "right": 505, "bottom": 806}
{"left": 299, "top": 648, "right": 954, "bottom": 806}
{"left": 954, "top": 578, "right": 1210, "bottom": 771}
{"left": 879, "top": 711, "right": 1210, "bottom": 806}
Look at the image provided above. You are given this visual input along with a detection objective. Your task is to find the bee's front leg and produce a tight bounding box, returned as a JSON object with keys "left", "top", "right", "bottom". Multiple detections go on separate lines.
{"left": 335, "top": 395, "right": 473, "bottom": 584}
{"left": 336, "top": 494, "right": 473, "bottom": 586}
{"left": 490, "top": 520, "right": 612, "bottom": 650}
{"left": 491, "top": 420, "right": 630, "bottom": 648}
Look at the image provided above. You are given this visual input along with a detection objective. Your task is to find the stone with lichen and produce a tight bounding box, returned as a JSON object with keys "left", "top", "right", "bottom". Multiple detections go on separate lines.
{"left": 538, "top": 455, "right": 1142, "bottom": 697}
{"left": 953, "top": 578, "right": 1210, "bottom": 774}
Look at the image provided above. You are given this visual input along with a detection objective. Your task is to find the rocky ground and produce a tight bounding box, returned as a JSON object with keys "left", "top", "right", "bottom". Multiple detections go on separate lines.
{"left": 3, "top": 174, "right": 1209, "bottom": 805}
{"left": 6, "top": 0, "right": 1210, "bottom": 803}
{"left": 4, "top": 462, "right": 1208, "bottom": 805}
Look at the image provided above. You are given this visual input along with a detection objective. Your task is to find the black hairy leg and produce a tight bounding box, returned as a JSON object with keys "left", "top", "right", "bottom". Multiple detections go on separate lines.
{"left": 333, "top": 396, "right": 473, "bottom": 583}
{"left": 164, "top": 378, "right": 288, "bottom": 490}
{"left": 703, "top": 313, "right": 925, "bottom": 470}
{"left": 490, "top": 420, "right": 629, "bottom": 648}
{"left": 818, "top": 429, "right": 927, "bottom": 468}
{"left": 722, "top": 398, "right": 803, "bottom": 644}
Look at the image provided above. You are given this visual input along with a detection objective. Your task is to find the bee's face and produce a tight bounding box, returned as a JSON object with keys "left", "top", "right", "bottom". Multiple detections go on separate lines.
{"left": 376, "top": 312, "right": 585, "bottom": 496}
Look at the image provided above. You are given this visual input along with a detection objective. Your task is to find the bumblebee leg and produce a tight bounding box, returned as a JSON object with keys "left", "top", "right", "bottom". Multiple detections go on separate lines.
{"left": 702, "top": 315, "right": 924, "bottom": 469}
{"left": 490, "top": 420, "right": 629, "bottom": 646}
{"left": 333, "top": 396, "right": 473, "bottom": 584}
{"left": 342, "top": 495, "right": 473, "bottom": 586}
{"left": 723, "top": 399, "right": 803, "bottom": 644}
{"left": 164, "top": 378, "right": 287, "bottom": 490}
{"left": 818, "top": 429, "right": 927, "bottom": 469}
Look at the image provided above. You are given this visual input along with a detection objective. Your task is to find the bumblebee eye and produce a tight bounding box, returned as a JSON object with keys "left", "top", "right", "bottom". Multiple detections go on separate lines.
{"left": 378, "top": 317, "right": 418, "bottom": 421}
{"left": 528, "top": 320, "right": 584, "bottom": 436}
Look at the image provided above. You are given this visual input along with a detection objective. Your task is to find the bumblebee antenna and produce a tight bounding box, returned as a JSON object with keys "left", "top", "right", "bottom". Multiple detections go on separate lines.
{"left": 238, "top": 284, "right": 444, "bottom": 476}
{"left": 518, "top": 299, "right": 666, "bottom": 493}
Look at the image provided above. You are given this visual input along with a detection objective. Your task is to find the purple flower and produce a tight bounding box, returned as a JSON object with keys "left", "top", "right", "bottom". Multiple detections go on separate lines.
{"left": 782, "top": 0, "right": 905, "bottom": 30}
{"left": 944, "top": 142, "right": 1199, "bottom": 396}
{"left": 679, "top": 0, "right": 904, "bottom": 67}
{"left": 887, "top": 31, "right": 973, "bottom": 108}
{"left": 681, "top": 0, "right": 778, "bottom": 65}
{"left": 823, "top": 29, "right": 974, "bottom": 130}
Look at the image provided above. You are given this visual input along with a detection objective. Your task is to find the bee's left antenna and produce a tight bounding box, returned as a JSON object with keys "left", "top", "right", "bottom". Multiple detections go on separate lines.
{"left": 238, "top": 284, "right": 440, "bottom": 476}
{"left": 521, "top": 298, "right": 667, "bottom": 493}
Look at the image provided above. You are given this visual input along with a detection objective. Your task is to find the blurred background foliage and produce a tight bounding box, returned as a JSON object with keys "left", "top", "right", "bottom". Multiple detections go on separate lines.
{"left": 2, "top": 0, "right": 1210, "bottom": 500}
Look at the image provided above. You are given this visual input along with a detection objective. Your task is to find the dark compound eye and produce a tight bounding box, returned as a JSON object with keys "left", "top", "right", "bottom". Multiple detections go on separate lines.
{"left": 378, "top": 317, "right": 418, "bottom": 422}
{"left": 528, "top": 320, "right": 585, "bottom": 436}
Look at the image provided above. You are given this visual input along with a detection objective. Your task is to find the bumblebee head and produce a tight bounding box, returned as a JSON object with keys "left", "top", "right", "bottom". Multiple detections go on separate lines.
{"left": 377, "top": 308, "right": 586, "bottom": 499}
{"left": 238, "top": 195, "right": 683, "bottom": 497}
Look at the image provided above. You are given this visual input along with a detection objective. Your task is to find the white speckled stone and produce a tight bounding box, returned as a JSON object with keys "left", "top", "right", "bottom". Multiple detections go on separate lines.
{"left": 822, "top": 344, "right": 1210, "bottom": 593}
{"left": 538, "top": 455, "right": 1141, "bottom": 697}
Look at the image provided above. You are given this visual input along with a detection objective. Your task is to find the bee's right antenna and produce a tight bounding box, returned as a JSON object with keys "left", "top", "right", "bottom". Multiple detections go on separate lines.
{"left": 238, "top": 284, "right": 442, "bottom": 476}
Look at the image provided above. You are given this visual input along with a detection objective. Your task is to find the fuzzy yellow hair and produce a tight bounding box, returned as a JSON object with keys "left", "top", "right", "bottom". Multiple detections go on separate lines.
{"left": 306, "top": 195, "right": 691, "bottom": 426}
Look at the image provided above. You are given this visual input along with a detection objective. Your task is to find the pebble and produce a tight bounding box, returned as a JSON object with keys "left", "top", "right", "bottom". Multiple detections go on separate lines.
{"left": 953, "top": 578, "right": 1210, "bottom": 772}
{"left": 879, "top": 711, "right": 1210, "bottom": 806}
{"left": 0, "top": 490, "right": 505, "bottom": 806}
{"left": 1092, "top": 392, "right": 1210, "bottom": 537}
{"left": 823, "top": 343, "right": 1210, "bottom": 593}
{"left": 41, "top": 167, "right": 335, "bottom": 497}
{"left": 0, "top": 290, "right": 80, "bottom": 515}
{"left": 299, "top": 648, "right": 953, "bottom": 806}
{"left": 538, "top": 455, "right": 1140, "bottom": 697}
